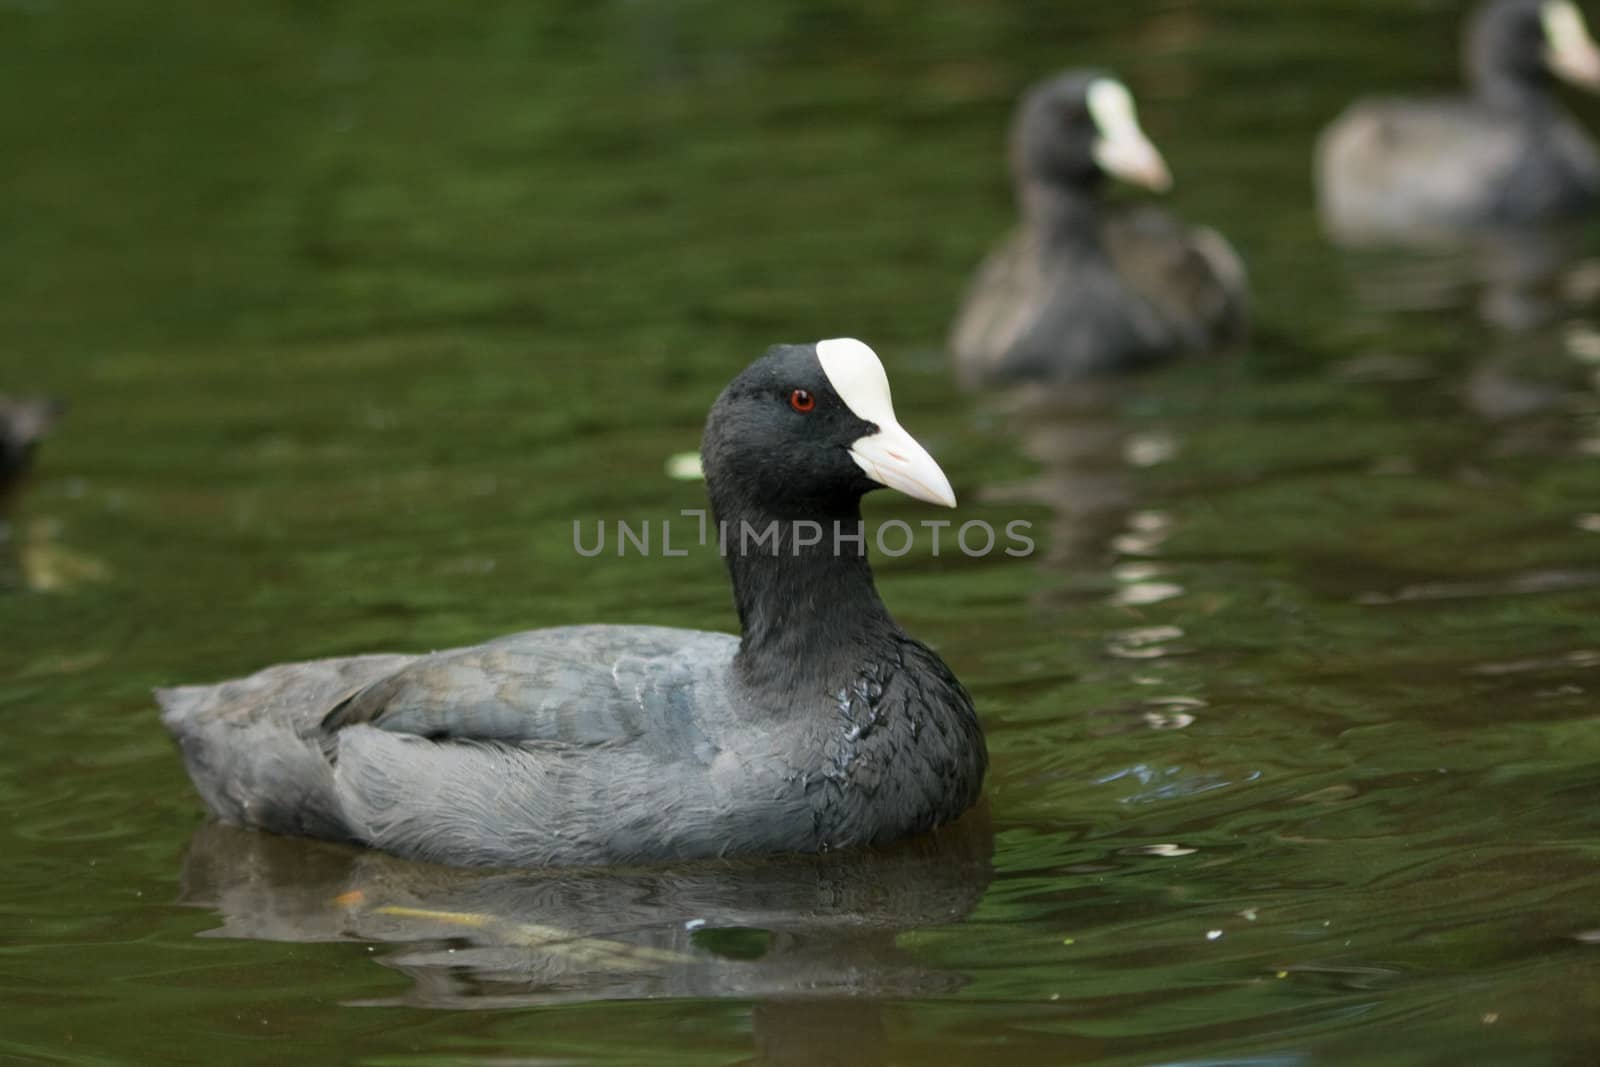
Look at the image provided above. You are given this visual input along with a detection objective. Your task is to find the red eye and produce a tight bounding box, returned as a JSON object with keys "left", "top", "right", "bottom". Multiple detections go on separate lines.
{"left": 789, "top": 389, "right": 815, "bottom": 413}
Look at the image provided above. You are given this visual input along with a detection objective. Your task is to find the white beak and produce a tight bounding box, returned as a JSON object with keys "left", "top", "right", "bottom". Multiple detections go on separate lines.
{"left": 814, "top": 337, "right": 958, "bottom": 508}
{"left": 849, "top": 420, "right": 958, "bottom": 509}
{"left": 1087, "top": 78, "right": 1173, "bottom": 193}
{"left": 1545, "top": 0, "right": 1600, "bottom": 90}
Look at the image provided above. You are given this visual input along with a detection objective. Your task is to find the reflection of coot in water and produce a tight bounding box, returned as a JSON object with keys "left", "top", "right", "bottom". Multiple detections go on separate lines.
{"left": 178, "top": 808, "right": 994, "bottom": 1010}
{"left": 1335, "top": 226, "right": 1590, "bottom": 330}
{"left": 1317, "top": 0, "right": 1600, "bottom": 243}
{"left": 976, "top": 384, "right": 1141, "bottom": 568}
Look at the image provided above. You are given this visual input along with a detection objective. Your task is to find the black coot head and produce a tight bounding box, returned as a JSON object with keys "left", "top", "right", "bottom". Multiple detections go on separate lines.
{"left": 701, "top": 340, "right": 955, "bottom": 521}
{"left": 1468, "top": 0, "right": 1600, "bottom": 94}
{"left": 1011, "top": 70, "right": 1173, "bottom": 193}
{"left": 0, "top": 396, "right": 65, "bottom": 490}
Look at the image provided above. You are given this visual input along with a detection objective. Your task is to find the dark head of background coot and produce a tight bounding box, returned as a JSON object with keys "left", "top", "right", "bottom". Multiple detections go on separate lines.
{"left": 1009, "top": 69, "right": 1173, "bottom": 199}
{"left": 1468, "top": 0, "right": 1600, "bottom": 105}
{"left": 0, "top": 395, "right": 65, "bottom": 513}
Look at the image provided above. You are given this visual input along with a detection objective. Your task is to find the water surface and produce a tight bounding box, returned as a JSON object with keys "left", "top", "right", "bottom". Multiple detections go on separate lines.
{"left": 3, "top": 2, "right": 1599, "bottom": 1064}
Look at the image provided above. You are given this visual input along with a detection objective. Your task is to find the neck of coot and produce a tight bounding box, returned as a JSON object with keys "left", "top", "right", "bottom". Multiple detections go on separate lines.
{"left": 1019, "top": 177, "right": 1109, "bottom": 258}
{"left": 1472, "top": 66, "right": 1560, "bottom": 112}
{"left": 1466, "top": 23, "right": 1560, "bottom": 113}
{"left": 714, "top": 494, "right": 903, "bottom": 694}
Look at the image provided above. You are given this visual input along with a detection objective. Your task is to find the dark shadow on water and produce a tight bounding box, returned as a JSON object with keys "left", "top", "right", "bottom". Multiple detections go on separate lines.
{"left": 178, "top": 805, "right": 994, "bottom": 1011}
{"left": 967, "top": 379, "right": 1202, "bottom": 620}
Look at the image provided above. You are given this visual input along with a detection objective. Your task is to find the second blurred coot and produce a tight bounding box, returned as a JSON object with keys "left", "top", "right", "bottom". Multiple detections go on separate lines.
{"left": 1317, "top": 0, "right": 1600, "bottom": 243}
{"left": 950, "top": 70, "right": 1247, "bottom": 387}
{"left": 0, "top": 395, "right": 64, "bottom": 515}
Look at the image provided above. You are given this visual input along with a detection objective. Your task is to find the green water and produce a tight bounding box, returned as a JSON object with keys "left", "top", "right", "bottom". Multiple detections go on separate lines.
{"left": 3, "top": 1, "right": 1599, "bottom": 1063}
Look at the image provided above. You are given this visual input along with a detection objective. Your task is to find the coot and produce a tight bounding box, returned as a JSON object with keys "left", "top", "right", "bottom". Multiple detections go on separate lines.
{"left": 950, "top": 71, "right": 1247, "bottom": 386}
{"left": 1317, "top": 0, "right": 1600, "bottom": 241}
{"left": 160, "top": 339, "right": 988, "bottom": 868}
{"left": 0, "top": 395, "right": 64, "bottom": 513}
